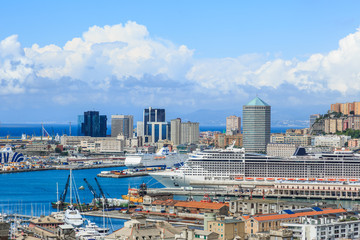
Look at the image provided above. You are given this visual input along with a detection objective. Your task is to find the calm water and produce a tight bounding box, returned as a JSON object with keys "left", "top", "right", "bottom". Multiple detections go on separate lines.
{"left": 0, "top": 124, "right": 294, "bottom": 138}
{"left": 0, "top": 167, "right": 164, "bottom": 230}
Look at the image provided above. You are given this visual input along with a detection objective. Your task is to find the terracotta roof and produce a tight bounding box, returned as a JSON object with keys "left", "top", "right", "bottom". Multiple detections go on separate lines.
{"left": 152, "top": 199, "right": 180, "bottom": 206}
{"left": 174, "top": 201, "right": 227, "bottom": 210}
{"left": 250, "top": 208, "right": 346, "bottom": 222}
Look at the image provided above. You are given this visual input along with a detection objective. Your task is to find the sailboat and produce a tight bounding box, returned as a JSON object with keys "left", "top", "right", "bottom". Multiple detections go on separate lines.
{"left": 64, "top": 169, "right": 84, "bottom": 227}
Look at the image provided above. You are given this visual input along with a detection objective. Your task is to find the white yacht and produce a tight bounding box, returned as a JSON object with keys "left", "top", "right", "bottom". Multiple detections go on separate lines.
{"left": 64, "top": 169, "right": 84, "bottom": 227}
{"left": 125, "top": 146, "right": 186, "bottom": 168}
{"left": 64, "top": 205, "right": 83, "bottom": 227}
{"left": 150, "top": 144, "right": 360, "bottom": 188}
{"left": 76, "top": 219, "right": 105, "bottom": 240}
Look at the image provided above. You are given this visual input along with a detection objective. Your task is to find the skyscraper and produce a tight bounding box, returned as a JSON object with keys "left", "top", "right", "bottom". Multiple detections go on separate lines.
{"left": 78, "top": 111, "right": 107, "bottom": 137}
{"left": 243, "top": 97, "right": 271, "bottom": 153}
{"left": 181, "top": 121, "right": 200, "bottom": 144}
{"left": 143, "top": 107, "right": 165, "bottom": 136}
{"left": 226, "top": 115, "right": 241, "bottom": 135}
{"left": 170, "top": 118, "right": 182, "bottom": 145}
{"left": 111, "top": 115, "right": 134, "bottom": 138}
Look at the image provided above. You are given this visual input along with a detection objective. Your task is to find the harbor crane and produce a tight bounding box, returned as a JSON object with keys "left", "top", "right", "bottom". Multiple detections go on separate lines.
{"left": 59, "top": 175, "right": 70, "bottom": 204}
{"left": 94, "top": 177, "right": 109, "bottom": 208}
{"left": 83, "top": 178, "right": 101, "bottom": 207}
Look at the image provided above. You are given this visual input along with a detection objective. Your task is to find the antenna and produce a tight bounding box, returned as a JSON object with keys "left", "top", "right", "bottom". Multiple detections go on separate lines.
{"left": 69, "top": 122, "right": 72, "bottom": 136}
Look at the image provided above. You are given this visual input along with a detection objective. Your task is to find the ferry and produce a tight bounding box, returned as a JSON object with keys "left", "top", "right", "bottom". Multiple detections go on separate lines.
{"left": 150, "top": 143, "right": 360, "bottom": 188}
{"left": 125, "top": 146, "right": 186, "bottom": 168}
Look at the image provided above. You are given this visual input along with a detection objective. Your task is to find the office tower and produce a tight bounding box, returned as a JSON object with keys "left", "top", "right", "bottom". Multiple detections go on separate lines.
{"left": 181, "top": 121, "right": 200, "bottom": 144}
{"left": 226, "top": 115, "right": 241, "bottom": 135}
{"left": 171, "top": 118, "right": 182, "bottom": 145}
{"left": 147, "top": 122, "right": 171, "bottom": 143}
{"left": 137, "top": 121, "right": 144, "bottom": 137}
{"left": 78, "top": 111, "right": 107, "bottom": 137}
{"left": 309, "top": 114, "right": 321, "bottom": 128}
{"left": 111, "top": 115, "right": 134, "bottom": 138}
{"left": 243, "top": 97, "right": 271, "bottom": 153}
{"left": 143, "top": 107, "right": 165, "bottom": 136}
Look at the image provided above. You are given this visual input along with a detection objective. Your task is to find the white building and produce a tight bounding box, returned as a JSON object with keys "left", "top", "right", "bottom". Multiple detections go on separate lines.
{"left": 314, "top": 135, "right": 351, "bottom": 148}
{"left": 283, "top": 215, "right": 360, "bottom": 240}
{"left": 266, "top": 143, "right": 297, "bottom": 157}
{"left": 226, "top": 115, "right": 241, "bottom": 135}
{"left": 61, "top": 136, "right": 124, "bottom": 153}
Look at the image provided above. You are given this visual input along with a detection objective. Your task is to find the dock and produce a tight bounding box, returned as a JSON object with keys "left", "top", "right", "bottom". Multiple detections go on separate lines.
{"left": 97, "top": 172, "right": 149, "bottom": 178}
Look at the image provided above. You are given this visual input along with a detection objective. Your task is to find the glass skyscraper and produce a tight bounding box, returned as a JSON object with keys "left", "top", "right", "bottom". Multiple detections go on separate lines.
{"left": 143, "top": 107, "right": 165, "bottom": 136}
{"left": 243, "top": 97, "right": 271, "bottom": 153}
{"left": 78, "top": 111, "right": 107, "bottom": 137}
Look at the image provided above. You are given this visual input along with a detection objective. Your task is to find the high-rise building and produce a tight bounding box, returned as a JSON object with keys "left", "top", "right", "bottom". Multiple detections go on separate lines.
{"left": 226, "top": 115, "right": 241, "bottom": 135}
{"left": 136, "top": 121, "right": 144, "bottom": 137}
{"left": 309, "top": 114, "right": 321, "bottom": 128}
{"left": 170, "top": 118, "right": 182, "bottom": 145}
{"left": 243, "top": 97, "right": 271, "bottom": 153}
{"left": 147, "top": 122, "right": 170, "bottom": 143}
{"left": 78, "top": 111, "right": 107, "bottom": 137}
{"left": 143, "top": 107, "right": 165, "bottom": 136}
{"left": 181, "top": 121, "right": 200, "bottom": 144}
{"left": 111, "top": 115, "right": 134, "bottom": 138}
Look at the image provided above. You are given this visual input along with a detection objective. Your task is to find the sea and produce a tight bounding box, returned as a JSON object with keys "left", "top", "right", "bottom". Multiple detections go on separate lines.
{"left": 0, "top": 166, "right": 164, "bottom": 231}
{"left": 0, "top": 123, "right": 294, "bottom": 138}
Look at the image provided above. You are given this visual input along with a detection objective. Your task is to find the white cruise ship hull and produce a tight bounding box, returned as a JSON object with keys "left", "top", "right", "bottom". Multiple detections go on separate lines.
{"left": 125, "top": 154, "right": 186, "bottom": 168}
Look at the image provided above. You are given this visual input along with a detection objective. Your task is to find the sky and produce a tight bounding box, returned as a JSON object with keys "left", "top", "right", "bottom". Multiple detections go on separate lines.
{"left": 1, "top": 0, "right": 360, "bottom": 126}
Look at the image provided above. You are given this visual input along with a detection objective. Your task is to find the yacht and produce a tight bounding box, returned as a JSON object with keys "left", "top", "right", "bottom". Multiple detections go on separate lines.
{"left": 76, "top": 219, "right": 106, "bottom": 240}
{"left": 150, "top": 143, "right": 360, "bottom": 188}
{"left": 64, "top": 169, "right": 84, "bottom": 227}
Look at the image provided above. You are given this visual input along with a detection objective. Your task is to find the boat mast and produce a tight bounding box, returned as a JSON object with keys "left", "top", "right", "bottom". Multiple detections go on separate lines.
{"left": 56, "top": 182, "right": 59, "bottom": 212}
{"left": 70, "top": 169, "right": 72, "bottom": 205}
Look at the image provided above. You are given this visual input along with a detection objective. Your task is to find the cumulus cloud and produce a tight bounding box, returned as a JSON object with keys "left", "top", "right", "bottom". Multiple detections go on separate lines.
{"left": 1, "top": 21, "right": 360, "bottom": 117}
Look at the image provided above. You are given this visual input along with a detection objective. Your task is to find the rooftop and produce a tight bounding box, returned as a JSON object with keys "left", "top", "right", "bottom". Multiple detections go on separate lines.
{"left": 245, "top": 208, "right": 346, "bottom": 222}
{"left": 245, "top": 97, "right": 270, "bottom": 106}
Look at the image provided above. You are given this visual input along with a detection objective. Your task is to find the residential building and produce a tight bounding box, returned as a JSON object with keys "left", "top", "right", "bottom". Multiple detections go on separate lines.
{"left": 181, "top": 121, "right": 200, "bottom": 144}
{"left": 309, "top": 114, "right": 321, "bottom": 128}
{"left": 240, "top": 208, "right": 347, "bottom": 236}
{"left": 331, "top": 101, "right": 360, "bottom": 115}
{"left": 105, "top": 215, "right": 183, "bottom": 240}
{"left": 243, "top": 97, "right": 271, "bottom": 153}
{"left": 226, "top": 115, "right": 241, "bottom": 135}
{"left": 229, "top": 199, "right": 335, "bottom": 216}
{"left": 111, "top": 115, "right": 133, "bottom": 138}
{"left": 266, "top": 143, "right": 297, "bottom": 158}
{"left": 171, "top": 118, "right": 182, "bottom": 146}
{"left": 78, "top": 111, "right": 107, "bottom": 137}
{"left": 175, "top": 229, "right": 219, "bottom": 240}
{"left": 270, "top": 133, "right": 311, "bottom": 146}
{"left": 348, "top": 139, "right": 360, "bottom": 148}
{"left": 215, "top": 133, "right": 242, "bottom": 148}
{"left": 314, "top": 135, "right": 351, "bottom": 148}
{"left": 207, "top": 217, "right": 245, "bottom": 240}
{"left": 282, "top": 214, "right": 360, "bottom": 240}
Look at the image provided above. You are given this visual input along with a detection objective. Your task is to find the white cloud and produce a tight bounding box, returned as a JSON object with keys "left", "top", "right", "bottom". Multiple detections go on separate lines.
{"left": 1, "top": 21, "right": 360, "bottom": 112}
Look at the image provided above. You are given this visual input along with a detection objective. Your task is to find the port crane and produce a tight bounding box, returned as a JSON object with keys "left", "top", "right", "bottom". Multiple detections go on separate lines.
{"left": 83, "top": 178, "right": 101, "bottom": 207}
{"left": 59, "top": 175, "right": 70, "bottom": 204}
{"left": 94, "top": 177, "right": 109, "bottom": 208}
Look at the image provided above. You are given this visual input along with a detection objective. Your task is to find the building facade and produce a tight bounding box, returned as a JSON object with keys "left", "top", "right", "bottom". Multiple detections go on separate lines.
{"left": 170, "top": 118, "right": 182, "bottom": 146}
{"left": 226, "top": 115, "right": 241, "bottom": 135}
{"left": 143, "top": 107, "right": 165, "bottom": 136}
{"left": 78, "top": 111, "right": 107, "bottom": 137}
{"left": 181, "top": 121, "right": 200, "bottom": 144}
{"left": 111, "top": 115, "right": 133, "bottom": 138}
{"left": 243, "top": 97, "right": 271, "bottom": 153}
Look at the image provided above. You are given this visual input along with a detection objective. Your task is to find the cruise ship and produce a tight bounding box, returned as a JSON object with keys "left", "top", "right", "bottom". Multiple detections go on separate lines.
{"left": 125, "top": 146, "right": 187, "bottom": 168}
{"left": 150, "top": 143, "right": 360, "bottom": 188}
{"left": 0, "top": 146, "right": 24, "bottom": 163}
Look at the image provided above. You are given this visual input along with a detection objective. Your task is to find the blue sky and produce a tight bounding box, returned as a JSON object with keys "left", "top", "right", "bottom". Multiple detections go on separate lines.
{"left": 1, "top": 0, "right": 360, "bottom": 126}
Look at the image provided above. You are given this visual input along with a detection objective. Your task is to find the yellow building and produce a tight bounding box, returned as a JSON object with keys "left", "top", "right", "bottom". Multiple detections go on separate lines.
{"left": 207, "top": 218, "right": 245, "bottom": 240}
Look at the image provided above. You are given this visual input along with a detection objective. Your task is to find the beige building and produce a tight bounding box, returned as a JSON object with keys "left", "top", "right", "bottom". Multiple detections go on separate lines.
{"left": 266, "top": 143, "right": 297, "bottom": 157}
{"left": 170, "top": 118, "right": 182, "bottom": 145}
{"left": 61, "top": 136, "right": 124, "bottom": 153}
{"left": 181, "top": 121, "right": 200, "bottom": 144}
{"left": 270, "top": 134, "right": 311, "bottom": 146}
{"left": 226, "top": 115, "right": 241, "bottom": 135}
{"left": 111, "top": 115, "right": 134, "bottom": 138}
{"left": 207, "top": 217, "right": 245, "bottom": 240}
{"left": 241, "top": 208, "right": 346, "bottom": 236}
